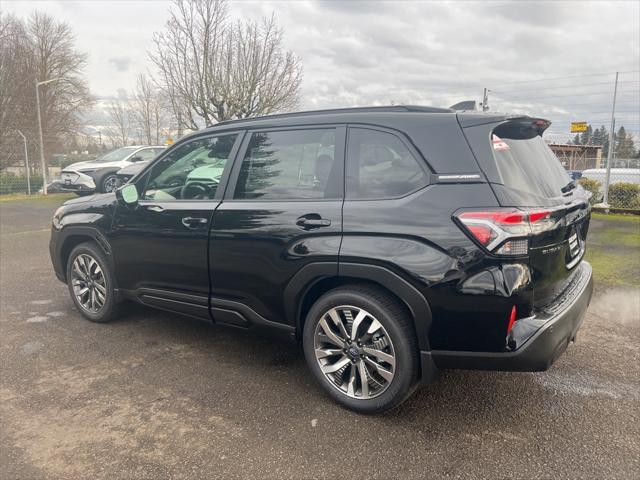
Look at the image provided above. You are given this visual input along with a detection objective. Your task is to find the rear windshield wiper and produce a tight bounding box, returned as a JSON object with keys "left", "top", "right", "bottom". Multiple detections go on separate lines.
{"left": 561, "top": 180, "right": 576, "bottom": 195}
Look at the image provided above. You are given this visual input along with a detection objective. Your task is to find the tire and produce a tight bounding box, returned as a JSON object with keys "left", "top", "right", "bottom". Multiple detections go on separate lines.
{"left": 97, "top": 173, "right": 118, "bottom": 193}
{"left": 303, "top": 284, "right": 419, "bottom": 413}
{"left": 66, "top": 242, "right": 118, "bottom": 323}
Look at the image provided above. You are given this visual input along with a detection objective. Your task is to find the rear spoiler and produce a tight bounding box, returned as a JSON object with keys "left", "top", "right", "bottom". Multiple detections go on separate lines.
{"left": 494, "top": 118, "right": 551, "bottom": 139}
{"left": 457, "top": 114, "right": 551, "bottom": 137}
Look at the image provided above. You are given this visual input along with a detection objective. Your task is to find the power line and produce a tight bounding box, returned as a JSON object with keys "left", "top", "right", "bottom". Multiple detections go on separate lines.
{"left": 488, "top": 69, "right": 639, "bottom": 88}
{"left": 491, "top": 97, "right": 639, "bottom": 108}
{"left": 492, "top": 80, "right": 639, "bottom": 95}
{"left": 492, "top": 90, "right": 639, "bottom": 101}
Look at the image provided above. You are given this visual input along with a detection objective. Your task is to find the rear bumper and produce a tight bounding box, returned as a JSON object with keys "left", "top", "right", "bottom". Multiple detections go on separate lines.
{"left": 429, "top": 261, "right": 593, "bottom": 372}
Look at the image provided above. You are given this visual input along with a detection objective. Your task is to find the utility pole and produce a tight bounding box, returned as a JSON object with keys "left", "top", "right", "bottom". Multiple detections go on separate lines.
{"left": 602, "top": 72, "right": 619, "bottom": 207}
{"left": 35, "top": 77, "right": 64, "bottom": 195}
{"left": 482, "top": 88, "right": 490, "bottom": 111}
{"left": 15, "top": 129, "right": 31, "bottom": 195}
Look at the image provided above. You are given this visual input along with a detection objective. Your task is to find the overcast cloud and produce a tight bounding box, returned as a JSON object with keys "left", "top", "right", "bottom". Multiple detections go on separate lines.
{"left": 3, "top": 0, "right": 639, "bottom": 136}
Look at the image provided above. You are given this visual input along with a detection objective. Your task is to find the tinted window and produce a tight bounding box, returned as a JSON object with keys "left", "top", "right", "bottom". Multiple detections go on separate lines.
{"left": 143, "top": 134, "right": 237, "bottom": 201}
{"left": 234, "top": 129, "right": 338, "bottom": 200}
{"left": 346, "top": 128, "right": 427, "bottom": 199}
{"left": 492, "top": 133, "right": 571, "bottom": 198}
{"left": 133, "top": 148, "right": 160, "bottom": 162}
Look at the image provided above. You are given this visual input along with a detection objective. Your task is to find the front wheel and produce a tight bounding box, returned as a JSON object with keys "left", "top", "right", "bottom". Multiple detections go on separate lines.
{"left": 303, "top": 285, "right": 418, "bottom": 413}
{"left": 99, "top": 174, "right": 118, "bottom": 193}
{"left": 66, "top": 242, "right": 118, "bottom": 323}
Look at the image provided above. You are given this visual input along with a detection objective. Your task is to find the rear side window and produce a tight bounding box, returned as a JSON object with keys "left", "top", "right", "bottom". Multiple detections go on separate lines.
{"left": 492, "top": 132, "right": 571, "bottom": 198}
{"left": 234, "top": 129, "right": 338, "bottom": 200}
{"left": 346, "top": 128, "right": 427, "bottom": 200}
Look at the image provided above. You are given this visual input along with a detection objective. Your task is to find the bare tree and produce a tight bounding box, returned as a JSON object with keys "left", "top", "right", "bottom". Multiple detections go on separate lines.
{"left": 151, "top": 0, "right": 302, "bottom": 128}
{"left": 28, "top": 12, "right": 93, "bottom": 171}
{"left": 0, "top": 14, "right": 34, "bottom": 170}
{"left": 0, "top": 11, "right": 92, "bottom": 172}
{"left": 132, "top": 74, "right": 168, "bottom": 145}
{"left": 104, "top": 99, "right": 131, "bottom": 147}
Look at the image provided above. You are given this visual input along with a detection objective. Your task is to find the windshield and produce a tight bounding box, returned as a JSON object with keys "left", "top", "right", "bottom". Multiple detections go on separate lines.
{"left": 492, "top": 133, "right": 571, "bottom": 199}
{"left": 94, "top": 147, "right": 138, "bottom": 163}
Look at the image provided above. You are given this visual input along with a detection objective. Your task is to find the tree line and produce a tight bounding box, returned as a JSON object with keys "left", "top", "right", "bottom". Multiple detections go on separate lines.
{"left": 0, "top": 11, "right": 92, "bottom": 171}
{"left": 0, "top": 0, "right": 302, "bottom": 170}
{"left": 571, "top": 124, "right": 639, "bottom": 159}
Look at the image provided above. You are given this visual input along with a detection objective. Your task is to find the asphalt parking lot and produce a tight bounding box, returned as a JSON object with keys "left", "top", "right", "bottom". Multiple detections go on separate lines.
{"left": 1, "top": 196, "right": 639, "bottom": 479}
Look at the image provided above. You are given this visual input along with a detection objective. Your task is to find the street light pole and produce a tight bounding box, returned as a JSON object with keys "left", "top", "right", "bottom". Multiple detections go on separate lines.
{"left": 15, "top": 129, "right": 31, "bottom": 195}
{"left": 35, "top": 77, "right": 64, "bottom": 195}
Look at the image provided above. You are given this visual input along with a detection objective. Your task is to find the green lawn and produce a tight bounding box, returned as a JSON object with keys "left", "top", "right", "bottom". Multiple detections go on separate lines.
{"left": 0, "top": 193, "right": 75, "bottom": 203}
{"left": 586, "top": 213, "right": 640, "bottom": 286}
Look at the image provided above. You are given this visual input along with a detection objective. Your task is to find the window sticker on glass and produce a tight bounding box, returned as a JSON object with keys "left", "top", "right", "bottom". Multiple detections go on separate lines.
{"left": 492, "top": 134, "right": 510, "bottom": 151}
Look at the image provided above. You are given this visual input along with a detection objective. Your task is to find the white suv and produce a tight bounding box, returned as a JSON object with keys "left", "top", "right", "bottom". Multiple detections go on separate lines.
{"left": 60, "top": 146, "right": 166, "bottom": 194}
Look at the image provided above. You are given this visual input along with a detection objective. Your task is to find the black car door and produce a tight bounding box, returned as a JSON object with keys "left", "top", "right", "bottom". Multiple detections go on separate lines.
{"left": 209, "top": 126, "right": 345, "bottom": 329}
{"left": 110, "top": 132, "right": 242, "bottom": 320}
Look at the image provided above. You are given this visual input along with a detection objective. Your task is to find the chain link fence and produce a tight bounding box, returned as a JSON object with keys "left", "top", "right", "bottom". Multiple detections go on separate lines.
{"left": 576, "top": 159, "right": 640, "bottom": 211}
{"left": 2, "top": 157, "right": 639, "bottom": 211}
{"left": 0, "top": 164, "right": 61, "bottom": 195}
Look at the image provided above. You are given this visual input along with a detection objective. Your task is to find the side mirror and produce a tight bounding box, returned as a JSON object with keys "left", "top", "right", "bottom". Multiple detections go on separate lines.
{"left": 130, "top": 155, "right": 143, "bottom": 162}
{"left": 116, "top": 184, "right": 139, "bottom": 205}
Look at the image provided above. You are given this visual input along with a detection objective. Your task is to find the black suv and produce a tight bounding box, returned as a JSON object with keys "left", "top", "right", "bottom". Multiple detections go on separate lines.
{"left": 50, "top": 106, "right": 593, "bottom": 413}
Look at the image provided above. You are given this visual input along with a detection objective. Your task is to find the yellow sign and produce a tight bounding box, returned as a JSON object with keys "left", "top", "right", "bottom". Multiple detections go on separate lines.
{"left": 571, "top": 122, "right": 588, "bottom": 133}
{"left": 166, "top": 138, "right": 174, "bottom": 145}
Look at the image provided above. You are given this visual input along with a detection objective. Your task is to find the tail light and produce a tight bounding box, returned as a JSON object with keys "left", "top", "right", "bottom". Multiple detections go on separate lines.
{"left": 455, "top": 208, "right": 556, "bottom": 256}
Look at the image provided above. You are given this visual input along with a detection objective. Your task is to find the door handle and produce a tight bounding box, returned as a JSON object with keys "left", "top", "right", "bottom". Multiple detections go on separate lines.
{"left": 182, "top": 216, "right": 208, "bottom": 228}
{"left": 146, "top": 205, "right": 164, "bottom": 213}
{"left": 296, "top": 217, "right": 331, "bottom": 229}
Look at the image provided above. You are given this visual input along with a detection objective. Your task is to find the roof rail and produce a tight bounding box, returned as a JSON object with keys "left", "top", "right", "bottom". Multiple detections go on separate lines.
{"left": 210, "top": 105, "right": 454, "bottom": 128}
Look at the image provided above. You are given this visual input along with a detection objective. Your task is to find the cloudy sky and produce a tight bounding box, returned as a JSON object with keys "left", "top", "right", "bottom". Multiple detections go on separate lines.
{"left": 4, "top": 0, "right": 640, "bottom": 137}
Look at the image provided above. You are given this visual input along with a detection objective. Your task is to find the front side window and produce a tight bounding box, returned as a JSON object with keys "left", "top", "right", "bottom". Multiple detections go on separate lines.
{"left": 143, "top": 134, "right": 238, "bottom": 201}
{"left": 234, "top": 129, "right": 338, "bottom": 200}
{"left": 132, "top": 148, "right": 161, "bottom": 162}
{"left": 346, "top": 128, "right": 427, "bottom": 199}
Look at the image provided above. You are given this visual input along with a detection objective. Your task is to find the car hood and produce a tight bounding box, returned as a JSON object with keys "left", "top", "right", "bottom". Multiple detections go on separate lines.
{"left": 63, "top": 191, "right": 114, "bottom": 206}
{"left": 64, "top": 160, "right": 127, "bottom": 172}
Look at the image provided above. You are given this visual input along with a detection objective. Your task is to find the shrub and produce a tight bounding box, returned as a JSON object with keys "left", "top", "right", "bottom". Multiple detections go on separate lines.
{"left": 578, "top": 177, "right": 601, "bottom": 205}
{"left": 0, "top": 174, "right": 44, "bottom": 195}
{"left": 608, "top": 182, "right": 640, "bottom": 209}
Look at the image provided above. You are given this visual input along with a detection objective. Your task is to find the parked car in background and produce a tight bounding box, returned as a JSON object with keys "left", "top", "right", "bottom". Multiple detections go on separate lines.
{"left": 60, "top": 146, "right": 166, "bottom": 194}
{"left": 581, "top": 168, "right": 640, "bottom": 185}
{"left": 49, "top": 106, "right": 593, "bottom": 413}
{"left": 115, "top": 161, "right": 151, "bottom": 187}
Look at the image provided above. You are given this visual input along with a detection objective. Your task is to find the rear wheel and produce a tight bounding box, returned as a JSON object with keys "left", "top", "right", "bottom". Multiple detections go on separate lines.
{"left": 66, "top": 242, "right": 118, "bottom": 323}
{"left": 303, "top": 285, "right": 418, "bottom": 413}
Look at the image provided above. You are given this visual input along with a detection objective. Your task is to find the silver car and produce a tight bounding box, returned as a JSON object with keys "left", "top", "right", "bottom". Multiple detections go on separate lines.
{"left": 60, "top": 145, "right": 166, "bottom": 194}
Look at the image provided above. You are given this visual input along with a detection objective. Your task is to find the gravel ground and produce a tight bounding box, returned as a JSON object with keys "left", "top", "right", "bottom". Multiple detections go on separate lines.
{"left": 1, "top": 197, "right": 639, "bottom": 479}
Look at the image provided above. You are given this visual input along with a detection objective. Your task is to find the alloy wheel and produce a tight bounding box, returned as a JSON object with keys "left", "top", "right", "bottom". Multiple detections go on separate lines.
{"left": 313, "top": 305, "right": 396, "bottom": 399}
{"left": 103, "top": 176, "right": 118, "bottom": 193}
{"left": 71, "top": 253, "right": 107, "bottom": 312}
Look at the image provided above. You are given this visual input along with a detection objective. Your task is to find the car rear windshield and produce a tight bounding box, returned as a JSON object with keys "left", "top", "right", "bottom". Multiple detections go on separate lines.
{"left": 492, "top": 130, "right": 570, "bottom": 199}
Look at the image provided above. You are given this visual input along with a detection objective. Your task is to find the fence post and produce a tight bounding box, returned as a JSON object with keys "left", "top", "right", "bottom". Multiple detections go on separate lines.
{"left": 16, "top": 129, "right": 31, "bottom": 195}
